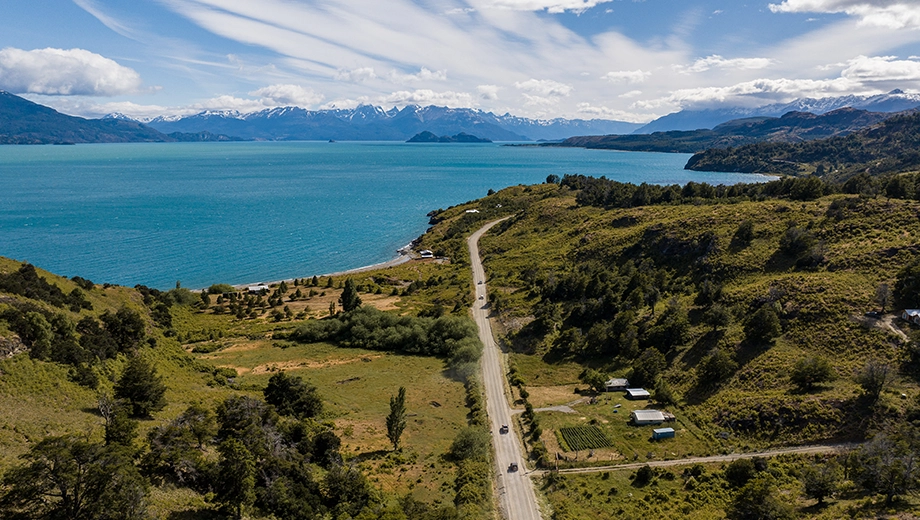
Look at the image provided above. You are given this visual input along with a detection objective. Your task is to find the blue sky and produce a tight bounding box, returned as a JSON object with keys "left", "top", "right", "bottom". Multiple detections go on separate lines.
{"left": 2, "top": 0, "right": 920, "bottom": 122}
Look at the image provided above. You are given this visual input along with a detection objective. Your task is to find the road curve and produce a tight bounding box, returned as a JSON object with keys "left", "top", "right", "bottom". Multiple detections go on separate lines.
{"left": 468, "top": 219, "right": 543, "bottom": 520}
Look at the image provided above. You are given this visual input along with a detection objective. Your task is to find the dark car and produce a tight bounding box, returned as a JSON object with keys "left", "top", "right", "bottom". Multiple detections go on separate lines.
{"left": 499, "top": 425, "right": 509, "bottom": 434}
{"left": 508, "top": 462, "right": 519, "bottom": 472}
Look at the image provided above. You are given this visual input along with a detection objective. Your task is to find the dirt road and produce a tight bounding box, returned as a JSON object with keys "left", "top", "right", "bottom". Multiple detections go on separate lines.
{"left": 549, "top": 443, "right": 855, "bottom": 475}
{"left": 468, "top": 219, "right": 543, "bottom": 520}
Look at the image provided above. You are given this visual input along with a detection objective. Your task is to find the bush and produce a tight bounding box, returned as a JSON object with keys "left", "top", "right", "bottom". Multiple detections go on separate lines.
{"left": 744, "top": 305, "right": 781, "bottom": 345}
{"left": 449, "top": 427, "right": 490, "bottom": 462}
{"left": 790, "top": 356, "right": 837, "bottom": 391}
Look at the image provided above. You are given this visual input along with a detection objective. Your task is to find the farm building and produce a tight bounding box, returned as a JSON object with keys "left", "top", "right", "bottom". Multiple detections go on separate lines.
{"left": 247, "top": 285, "right": 270, "bottom": 294}
{"left": 630, "top": 409, "right": 666, "bottom": 425}
{"left": 626, "top": 388, "right": 650, "bottom": 400}
{"left": 605, "top": 378, "right": 629, "bottom": 391}
{"left": 652, "top": 427, "right": 675, "bottom": 440}
{"left": 902, "top": 309, "right": 920, "bottom": 325}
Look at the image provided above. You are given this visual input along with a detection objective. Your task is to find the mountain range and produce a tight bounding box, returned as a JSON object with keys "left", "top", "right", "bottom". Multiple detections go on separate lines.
{"left": 634, "top": 90, "right": 920, "bottom": 133}
{"left": 557, "top": 107, "right": 895, "bottom": 153}
{"left": 144, "top": 104, "right": 641, "bottom": 142}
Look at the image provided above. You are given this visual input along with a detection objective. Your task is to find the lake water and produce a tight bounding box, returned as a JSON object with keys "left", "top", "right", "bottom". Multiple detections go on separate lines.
{"left": 0, "top": 142, "right": 772, "bottom": 289}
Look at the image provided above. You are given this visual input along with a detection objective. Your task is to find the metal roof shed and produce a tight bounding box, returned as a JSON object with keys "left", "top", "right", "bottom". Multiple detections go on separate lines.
{"left": 630, "top": 409, "right": 666, "bottom": 425}
{"left": 626, "top": 388, "right": 651, "bottom": 400}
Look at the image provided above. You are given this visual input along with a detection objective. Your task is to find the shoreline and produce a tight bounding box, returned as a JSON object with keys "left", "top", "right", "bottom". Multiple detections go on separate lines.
{"left": 228, "top": 244, "right": 416, "bottom": 291}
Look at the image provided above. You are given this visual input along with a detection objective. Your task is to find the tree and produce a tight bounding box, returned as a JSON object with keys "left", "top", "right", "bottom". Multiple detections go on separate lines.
{"left": 546, "top": 174, "right": 560, "bottom": 184}
{"left": 386, "top": 387, "right": 408, "bottom": 451}
{"left": 733, "top": 219, "right": 755, "bottom": 246}
{"left": 802, "top": 459, "right": 841, "bottom": 504}
{"left": 724, "top": 458, "right": 757, "bottom": 488}
{"left": 854, "top": 426, "right": 920, "bottom": 504}
{"left": 703, "top": 304, "right": 732, "bottom": 332}
{"left": 449, "top": 427, "right": 490, "bottom": 462}
{"left": 0, "top": 435, "right": 147, "bottom": 520}
{"left": 114, "top": 354, "right": 167, "bottom": 417}
{"left": 696, "top": 349, "right": 737, "bottom": 388}
{"left": 745, "top": 305, "right": 782, "bottom": 344}
{"left": 20, "top": 311, "right": 53, "bottom": 360}
{"left": 857, "top": 358, "right": 892, "bottom": 404}
{"left": 630, "top": 348, "right": 666, "bottom": 387}
{"left": 578, "top": 368, "right": 607, "bottom": 393}
{"left": 790, "top": 356, "right": 837, "bottom": 392}
{"left": 199, "top": 291, "right": 211, "bottom": 307}
{"left": 729, "top": 474, "right": 794, "bottom": 520}
{"left": 263, "top": 371, "right": 323, "bottom": 419}
{"left": 100, "top": 307, "right": 146, "bottom": 353}
{"left": 876, "top": 283, "right": 892, "bottom": 313}
{"left": 340, "top": 278, "right": 362, "bottom": 312}
{"left": 216, "top": 438, "right": 256, "bottom": 519}
{"left": 895, "top": 256, "right": 920, "bottom": 307}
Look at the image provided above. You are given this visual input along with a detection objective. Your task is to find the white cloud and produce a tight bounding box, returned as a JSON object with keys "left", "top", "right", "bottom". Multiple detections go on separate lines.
{"left": 601, "top": 70, "right": 651, "bottom": 84}
{"left": 473, "top": 0, "right": 615, "bottom": 14}
{"left": 619, "top": 90, "right": 643, "bottom": 98}
{"left": 575, "top": 102, "right": 653, "bottom": 122}
{"left": 477, "top": 84, "right": 500, "bottom": 100}
{"left": 387, "top": 67, "right": 448, "bottom": 83}
{"left": 334, "top": 67, "right": 378, "bottom": 82}
{"left": 249, "top": 84, "right": 324, "bottom": 106}
{"left": 522, "top": 94, "right": 557, "bottom": 107}
{"left": 514, "top": 78, "right": 573, "bottom": 97}
{"left": 840, "top": 54, "right": 920, "bottom": 81}
{"left": 636, "top": 76, "right": 858, "bottom": 110}
{"left": 383, "top": 89, "right": 475, "bottom": 107}
{"left": 679, "top": 55, "right": 774, "bottom": 73}
{"left": 0, "top": 47, "right": 143, "bottom": 96}
{"left": 769, "top": 1, "right": 920, "bottom": 29}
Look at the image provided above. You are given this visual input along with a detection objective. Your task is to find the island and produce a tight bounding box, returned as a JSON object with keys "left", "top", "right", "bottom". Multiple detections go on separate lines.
{"left": 406, "top": 130, "right": 492, "bottom": 143}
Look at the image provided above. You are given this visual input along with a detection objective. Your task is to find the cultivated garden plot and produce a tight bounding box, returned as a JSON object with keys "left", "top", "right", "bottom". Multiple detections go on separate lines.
{"left": 535, "top": 390, "right": 717, "bottom": 466}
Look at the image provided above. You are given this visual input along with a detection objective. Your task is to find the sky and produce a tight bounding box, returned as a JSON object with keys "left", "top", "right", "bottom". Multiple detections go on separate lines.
{"left": 2, "top": 0, "right": 920, "bottom": 123}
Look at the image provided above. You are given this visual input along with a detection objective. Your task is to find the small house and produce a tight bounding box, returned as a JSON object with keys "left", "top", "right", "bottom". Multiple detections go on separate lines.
{"left": 247, "top": 284, "right": 270, "bottom": 294}
{"left": 902, "top": 309, "right": 920, "bottom": 325}
{"left": 605, "top": 378, "right": 629, "bottom": 391}
{"left": 626, "top": 388, "right": 651, "bottom": 400}
{"left": 630, "top": 409, "right": 666, "bottom": 426}
{"left": 465, "top": 209, "right": 480, "bottom": 213}
{"left": 419, "top": 250, "right": 434, "bottom": 258}
{"left": 652, "top": 427, "right": 675, "bottom": 440}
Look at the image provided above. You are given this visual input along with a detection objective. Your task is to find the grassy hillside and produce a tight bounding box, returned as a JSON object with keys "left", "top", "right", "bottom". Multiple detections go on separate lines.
{"left": 421, "top": 181, "right": 920, "bottom": 516}
{"left": 686, "top": 111, "right": 920, "bottom": 180}
{"left": 0, "top": 256, "right": 490, "bottom": 519}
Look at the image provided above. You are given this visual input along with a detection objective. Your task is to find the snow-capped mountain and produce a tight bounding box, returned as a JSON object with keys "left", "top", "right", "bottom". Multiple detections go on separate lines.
{"left": 143, "top": 104, "right": 642, "bottom": 142}
{"left": 635, "top": 90, "right": 920, "bottom": 134}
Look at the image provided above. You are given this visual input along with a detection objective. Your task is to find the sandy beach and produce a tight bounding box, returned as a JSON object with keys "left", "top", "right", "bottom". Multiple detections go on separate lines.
{"left": 228, "top": 247, "right": 415, "bottom": 291}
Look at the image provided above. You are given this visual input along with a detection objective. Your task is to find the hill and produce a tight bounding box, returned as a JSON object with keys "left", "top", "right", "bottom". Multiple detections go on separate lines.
{"left": 685, "top": 110, "right": 920, "bottom": 179}
{"left": 417, "top": 179, "right": 920, "bottom": 517}
{"left": 407, "top": 130, "right": 492, "bottom": 143}
{"left": 555, "top": 108, "right": 893, "bottom": 154}
{"left": 635, "top": 89, "right": 920, "bottom": 133}
{"left": 0, "top": 256, "right": 492, "bottom": 518}
{"left": 0, "top": 91, "right": 171, "bottom": 144}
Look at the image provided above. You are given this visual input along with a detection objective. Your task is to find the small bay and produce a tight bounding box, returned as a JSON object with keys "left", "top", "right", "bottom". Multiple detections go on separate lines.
{"left": 0, "top": 141, "right": 772, "bottom": 289}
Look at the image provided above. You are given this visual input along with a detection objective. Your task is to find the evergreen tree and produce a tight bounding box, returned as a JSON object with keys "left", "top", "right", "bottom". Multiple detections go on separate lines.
{"left": 340, "top": 278, "right": 362, "bottom": 312}
{"left": 386, "top": 387, "right": 408, "bottom": 451}
{"left": 216, "top": 438, "right": 256, "bottom": 519}
{"left": 0, "top": 435, "right": 148, "bottom": 520}
{"left": 263, "top": 371, "right": 323, "bottom": 419}
{"left": 115, "top": 354, "right": 167, "bottom": 417}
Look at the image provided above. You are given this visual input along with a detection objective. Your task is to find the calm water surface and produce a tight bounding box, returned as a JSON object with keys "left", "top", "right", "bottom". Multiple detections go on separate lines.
{"left": 0, "top": 142, "right": 772, "bottom": 289}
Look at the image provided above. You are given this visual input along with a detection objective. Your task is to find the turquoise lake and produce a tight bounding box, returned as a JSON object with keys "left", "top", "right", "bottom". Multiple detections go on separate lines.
{"left": 0, "top": 142, "right": 773, "bottom": 289}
